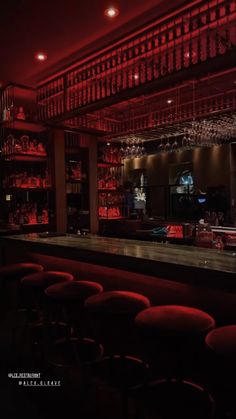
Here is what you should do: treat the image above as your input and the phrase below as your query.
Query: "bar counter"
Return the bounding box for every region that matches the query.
[1,234,236,291]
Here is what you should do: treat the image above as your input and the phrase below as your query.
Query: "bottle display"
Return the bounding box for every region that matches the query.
[1,135,53,228]
[1,85,38,123]
[98,143,125,219]
[100,145,122,164]
[64,131,90,233]
[98,166,121,190]
[0,84,54,231]
[8,203,49,226]
[2,168,51,189]
[2,134,47,156]
[66,160,82,181]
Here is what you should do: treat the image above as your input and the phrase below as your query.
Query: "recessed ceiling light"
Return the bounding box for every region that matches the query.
[133,74,139,80]
[184,51,197,59]
[167,99,173,104]
[104,7,119,18]
[35,52,48,62]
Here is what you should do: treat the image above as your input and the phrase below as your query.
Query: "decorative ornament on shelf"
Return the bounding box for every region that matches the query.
[16,106,26,120]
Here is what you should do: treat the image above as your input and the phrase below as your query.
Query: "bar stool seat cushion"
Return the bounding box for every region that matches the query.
[205,325,236,356]
[133,379,215,419]
[85,290,150,314]
[21,271,73,288]
[0,263,43,280]
[135,305,215,337]
[45,280,103,301]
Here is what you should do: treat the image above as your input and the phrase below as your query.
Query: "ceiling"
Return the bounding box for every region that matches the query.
[0,0,188,88]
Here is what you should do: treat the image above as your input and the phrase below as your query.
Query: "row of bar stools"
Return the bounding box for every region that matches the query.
[133,305,216,419]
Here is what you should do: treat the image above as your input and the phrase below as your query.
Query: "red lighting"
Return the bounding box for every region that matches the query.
[104,7,119,18]
[167,99,173,104]
[184,51,197,59]
[133,74,139,80]
[35,52,48,62]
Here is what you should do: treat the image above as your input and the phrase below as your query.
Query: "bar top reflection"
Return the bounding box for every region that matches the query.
[2,234,236,275]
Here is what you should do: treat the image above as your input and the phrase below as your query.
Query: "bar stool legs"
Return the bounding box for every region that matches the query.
[134,305,216,419]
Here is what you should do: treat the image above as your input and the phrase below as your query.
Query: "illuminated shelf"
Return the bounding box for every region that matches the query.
[0,119,46,133]
[98,188,118,192]
[4,187,52,192]
[99,217,127,220]
[66,180,83,184]
[2,153,47,162]
[97,162,123,168]
[7,223,50,228]
[99,217,127,221]
[23,223,50,226]
[99,204,124,207]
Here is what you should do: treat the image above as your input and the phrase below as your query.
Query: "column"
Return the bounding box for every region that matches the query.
[88,135,99,233]
[52,128,67,233]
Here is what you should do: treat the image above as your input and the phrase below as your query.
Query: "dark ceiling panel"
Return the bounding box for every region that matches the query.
[0,0,187,87]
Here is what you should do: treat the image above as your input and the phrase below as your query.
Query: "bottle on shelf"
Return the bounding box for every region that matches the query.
[8,202,49,226]
[2,134,47,156]
[2,106,11,121]
[2,167,51,189]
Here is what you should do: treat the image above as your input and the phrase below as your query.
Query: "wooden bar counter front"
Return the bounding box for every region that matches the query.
[1,234,236,325]
[1,233,236,287]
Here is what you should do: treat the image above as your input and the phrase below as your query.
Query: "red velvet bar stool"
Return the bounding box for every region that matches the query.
[43,280,104,405]
[21,271,74,313]
[84,291,151,393]
[134,305,216,419]
[0,263,44,360]
[205,325,236,418]
[45,280,103,333]
[44,280,104,367]
[0,262,44,313]
[135,305,215,377]
[21,271,73,353]
[205,325,236,368]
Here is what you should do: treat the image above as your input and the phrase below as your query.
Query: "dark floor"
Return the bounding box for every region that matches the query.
[1,303,236,419]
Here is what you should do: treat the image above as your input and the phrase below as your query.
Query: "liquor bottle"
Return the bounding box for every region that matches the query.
[9,102,14,120]
[214,236,224,250]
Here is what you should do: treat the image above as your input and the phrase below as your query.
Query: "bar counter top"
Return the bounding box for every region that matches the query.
[1,234,236,291]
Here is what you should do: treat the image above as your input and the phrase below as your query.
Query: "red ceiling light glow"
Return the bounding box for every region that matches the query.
[35,52,48,62]
[167,99,173,104]
[104,7,119,18]
[184,51,197,59]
